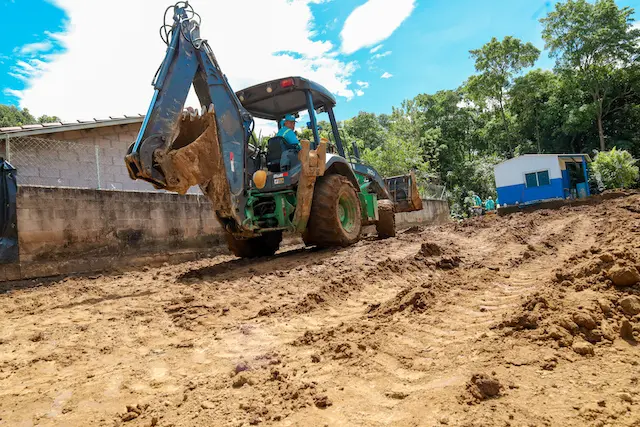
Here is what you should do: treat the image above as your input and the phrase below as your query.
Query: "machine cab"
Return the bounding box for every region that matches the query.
[236,77,347,174]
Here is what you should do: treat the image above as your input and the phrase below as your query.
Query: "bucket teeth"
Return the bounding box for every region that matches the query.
[208,103,215,114]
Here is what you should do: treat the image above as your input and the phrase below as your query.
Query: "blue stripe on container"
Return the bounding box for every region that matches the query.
[496,178,564,206]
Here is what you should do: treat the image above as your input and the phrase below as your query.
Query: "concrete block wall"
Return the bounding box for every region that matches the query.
[0,186,223,281]
[395,199,450,228]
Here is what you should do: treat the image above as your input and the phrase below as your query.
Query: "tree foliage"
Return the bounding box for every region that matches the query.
[0,105,60,127]
[591,147,639,189]
[541,0,640,150]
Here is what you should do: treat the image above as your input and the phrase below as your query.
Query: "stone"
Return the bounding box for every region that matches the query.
[609,266,640,287]
[620,319,635,341]
[572,339,594,356]
[618,393,633,403]
[573,312,598,330]
[201,401,215,410]
[548,325,574,347]
[619,295,640,316]
[597,299,613,316]
[600,320,616,342]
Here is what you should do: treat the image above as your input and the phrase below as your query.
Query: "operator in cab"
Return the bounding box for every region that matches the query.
[277,114,300,148]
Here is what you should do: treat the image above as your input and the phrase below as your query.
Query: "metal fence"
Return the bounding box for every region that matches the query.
[6,135,103,189]
[414,173,447,200]
[3,135,201,193]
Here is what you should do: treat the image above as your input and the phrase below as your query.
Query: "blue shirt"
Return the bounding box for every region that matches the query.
[276,127,300,147]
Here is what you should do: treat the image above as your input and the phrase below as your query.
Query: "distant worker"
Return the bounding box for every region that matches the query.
[276,114,300,148]
[468,192,483,217]
[484,196,496,211]
[472,193,482,207]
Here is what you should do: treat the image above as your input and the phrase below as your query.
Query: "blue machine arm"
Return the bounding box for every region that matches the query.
[125,3,253,200]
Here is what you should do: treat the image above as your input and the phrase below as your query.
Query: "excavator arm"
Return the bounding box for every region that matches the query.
[125,2,252,227]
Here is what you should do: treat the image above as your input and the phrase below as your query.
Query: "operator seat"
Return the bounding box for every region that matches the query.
[266,136,299,172]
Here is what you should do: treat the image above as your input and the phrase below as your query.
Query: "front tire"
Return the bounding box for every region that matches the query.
[225,231,282,258]
[303,174,362,248]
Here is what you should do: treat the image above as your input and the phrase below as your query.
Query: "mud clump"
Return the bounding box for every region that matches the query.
[609,265,640,287]
[313,394,333,408]
[370,287,434,316]
[464,373,502,403]
[619,319,635,341]
[618,295,640,316]
[572,339,595,356]
[419,242,442,257]
[120,404,148,422]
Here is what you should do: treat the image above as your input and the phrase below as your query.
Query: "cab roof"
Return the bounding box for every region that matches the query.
[235,76,337,121]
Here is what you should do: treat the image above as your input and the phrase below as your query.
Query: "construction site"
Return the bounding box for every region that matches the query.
[0,190,637,426]
[1,1,640,426]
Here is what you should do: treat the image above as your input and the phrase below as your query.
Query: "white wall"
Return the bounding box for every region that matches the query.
[494,155,562,188]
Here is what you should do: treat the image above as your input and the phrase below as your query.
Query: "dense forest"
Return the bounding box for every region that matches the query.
[2,0,638,216]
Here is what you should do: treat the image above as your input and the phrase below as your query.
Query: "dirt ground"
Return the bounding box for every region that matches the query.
[1,194,639,427]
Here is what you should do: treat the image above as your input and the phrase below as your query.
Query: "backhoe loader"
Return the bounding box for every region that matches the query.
[125,2,422,258]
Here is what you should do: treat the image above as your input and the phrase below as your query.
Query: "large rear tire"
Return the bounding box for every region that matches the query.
[303,174,362,248]
[225,231,282,258]
[376,199,396,239]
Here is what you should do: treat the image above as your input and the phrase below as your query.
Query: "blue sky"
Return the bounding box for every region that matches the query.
[1,0,639,126]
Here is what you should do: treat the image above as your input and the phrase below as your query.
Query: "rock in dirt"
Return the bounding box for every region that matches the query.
[235,361,251,374]
[572,339,594,356]
[597,298,612,316]
[618,295,640,316]
[465,373,502,402]
[385,391,409,400]
[313,394,332,408]
[618,393,634,404]
[548,325,574,347]
[572,312,598,330]
[620,319,635,341]
[232,373,254,388]
[201,401,216,409]
[419,242,442,257]
[609,266,640,287]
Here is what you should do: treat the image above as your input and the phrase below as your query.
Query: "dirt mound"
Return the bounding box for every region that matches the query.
[499,200,640,352]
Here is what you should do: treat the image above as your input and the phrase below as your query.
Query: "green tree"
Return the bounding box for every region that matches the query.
[0,105,60,127]
[37,114,61,124]
[467,36,541,155]
[342,112,387,150]
[361,135,428,178]
[0,105,36,127]
[541,0,640,151]
[511,70,560,153]
[591,147,639,189]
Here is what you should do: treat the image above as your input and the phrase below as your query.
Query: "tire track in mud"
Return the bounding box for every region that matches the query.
[280,213,599,426]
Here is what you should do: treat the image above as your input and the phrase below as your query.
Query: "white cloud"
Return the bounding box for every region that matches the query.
[370,44,383,53]
[3,88,22,98]
[355,89,365,96]
[381,72,393,79]
[340,0,416,54]
[371,50,392,60]
[11,0,359,120]
[356,81,369,88]
[19,41,54,55]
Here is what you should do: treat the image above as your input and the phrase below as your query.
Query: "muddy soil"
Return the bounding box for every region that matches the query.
[1,194,639,427]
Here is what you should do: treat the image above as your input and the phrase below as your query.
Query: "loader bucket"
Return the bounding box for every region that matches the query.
[384,171,423,213]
